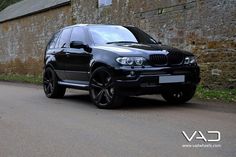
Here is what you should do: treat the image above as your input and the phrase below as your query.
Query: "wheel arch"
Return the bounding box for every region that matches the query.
[44,63,55,70]
[90,62,114,73]
[43,63,61,80]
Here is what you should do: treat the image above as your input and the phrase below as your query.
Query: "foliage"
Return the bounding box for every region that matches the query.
[196,85,236,103]
[0,74,42,85]
[0,0,22,12]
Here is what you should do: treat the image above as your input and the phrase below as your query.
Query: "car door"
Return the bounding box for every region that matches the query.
[53,28,72,80]
[65,26,92,83]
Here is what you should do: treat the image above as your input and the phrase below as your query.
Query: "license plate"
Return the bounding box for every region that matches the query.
[159,75,185,84]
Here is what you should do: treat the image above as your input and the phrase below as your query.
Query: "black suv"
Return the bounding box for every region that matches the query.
[43,24,200,109]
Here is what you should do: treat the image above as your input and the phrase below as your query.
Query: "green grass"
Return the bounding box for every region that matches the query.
[0,74,235,103]
[196,85,236,103]
[0,74,42,85]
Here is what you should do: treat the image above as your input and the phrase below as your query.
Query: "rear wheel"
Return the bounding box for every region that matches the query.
[43,67,66,98]
[89,67,124,109]
[161,85,196,104]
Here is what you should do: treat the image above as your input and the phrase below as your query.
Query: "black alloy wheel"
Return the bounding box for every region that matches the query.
[43,67,66,98]
[89,67,123,109]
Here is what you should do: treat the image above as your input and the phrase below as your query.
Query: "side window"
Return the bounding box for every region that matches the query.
[70,27,86,44]
[48,31,60,49]
[57,28,72,48]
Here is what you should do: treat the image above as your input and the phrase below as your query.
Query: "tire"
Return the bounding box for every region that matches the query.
[43,67,66,98]
[161,85,196,104]
[89,67,124,109]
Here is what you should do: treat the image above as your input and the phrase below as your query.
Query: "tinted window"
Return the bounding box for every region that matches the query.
[48,31,60,49]
[70,27,87,44]
[89,26,137,45]
[126,27,157,44]
[88,25,157,45]
[57,28,72,48]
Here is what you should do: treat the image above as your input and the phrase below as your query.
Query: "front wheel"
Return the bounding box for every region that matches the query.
[161,85,196,104]
[89,67,124,109]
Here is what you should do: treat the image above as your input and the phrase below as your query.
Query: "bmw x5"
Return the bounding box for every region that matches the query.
[43,24,200,109]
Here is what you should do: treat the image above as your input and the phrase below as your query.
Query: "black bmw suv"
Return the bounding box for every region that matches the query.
[43,24,200,109]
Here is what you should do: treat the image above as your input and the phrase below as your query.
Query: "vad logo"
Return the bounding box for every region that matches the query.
[182,131,221,142]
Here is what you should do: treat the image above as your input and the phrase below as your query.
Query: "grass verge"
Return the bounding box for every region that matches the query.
[196,85,236,103]
[0,74,235,103]
[0,74,42,85]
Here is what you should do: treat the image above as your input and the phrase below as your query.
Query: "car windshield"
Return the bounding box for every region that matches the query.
[88,25,157,45]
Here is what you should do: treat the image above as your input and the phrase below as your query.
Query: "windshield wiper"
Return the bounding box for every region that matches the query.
[106,41,138,44]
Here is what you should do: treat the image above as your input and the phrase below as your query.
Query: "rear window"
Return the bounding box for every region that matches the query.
[57,28,72,48]
[48,31,60,49]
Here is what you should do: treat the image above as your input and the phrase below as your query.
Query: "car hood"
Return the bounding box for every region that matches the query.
[93,44,192,56]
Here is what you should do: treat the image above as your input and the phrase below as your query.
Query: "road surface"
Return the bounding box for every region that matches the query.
[0,82,235,157]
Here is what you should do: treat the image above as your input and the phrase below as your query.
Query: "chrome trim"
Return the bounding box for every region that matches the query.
[55,70,88,73]
[58,81,88,88]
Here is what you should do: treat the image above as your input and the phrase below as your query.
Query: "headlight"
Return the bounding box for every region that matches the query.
[116,57,146,66]
[184,56,196,64]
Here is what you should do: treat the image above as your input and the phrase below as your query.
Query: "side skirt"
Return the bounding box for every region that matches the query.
[58,81,89,90]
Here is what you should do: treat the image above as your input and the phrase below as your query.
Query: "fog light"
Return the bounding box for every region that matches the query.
[130,71,135,76]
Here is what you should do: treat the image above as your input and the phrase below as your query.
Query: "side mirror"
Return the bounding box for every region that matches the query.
[70,41,92,53]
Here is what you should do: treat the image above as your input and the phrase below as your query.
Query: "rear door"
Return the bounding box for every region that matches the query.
[53,28,72,80]
[45,31,61,65]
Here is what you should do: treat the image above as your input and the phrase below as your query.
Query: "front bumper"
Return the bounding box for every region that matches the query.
[113,65,200,95]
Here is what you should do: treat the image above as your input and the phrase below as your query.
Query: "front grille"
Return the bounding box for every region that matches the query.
[149,53,184,66]
[149,54,167,66]
[168,52,184,65]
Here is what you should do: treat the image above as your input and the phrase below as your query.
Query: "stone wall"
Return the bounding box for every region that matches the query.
[0,5,72,75]
[0,0,235,88]
[71,0,236,88]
